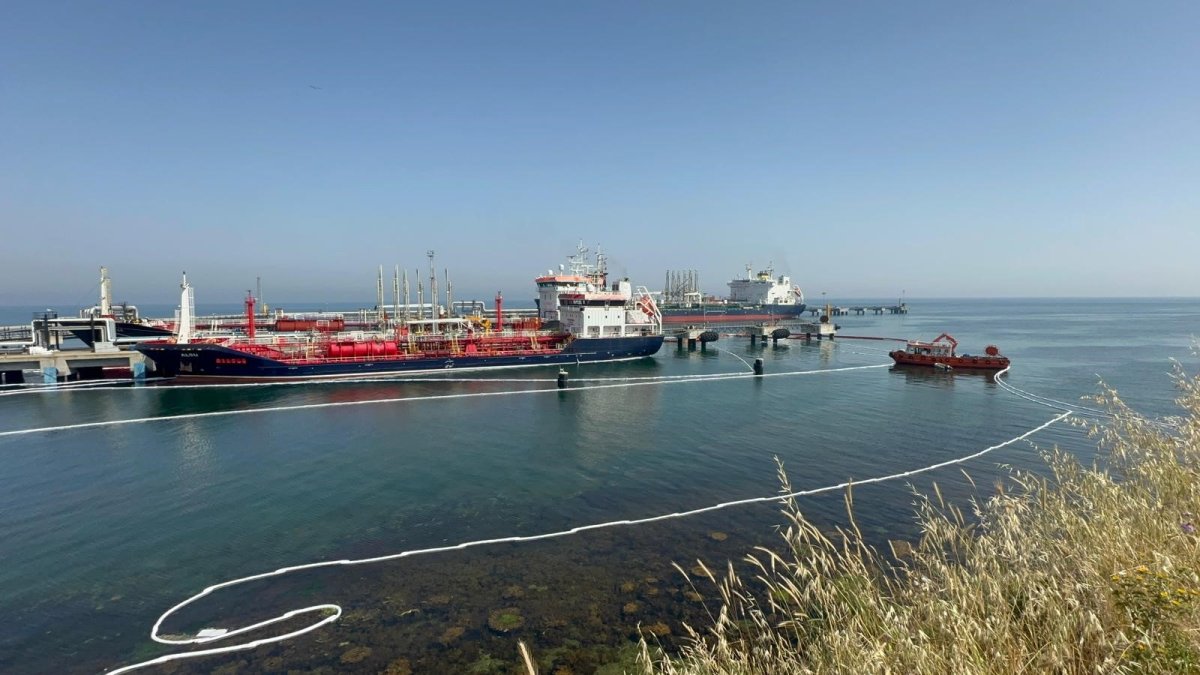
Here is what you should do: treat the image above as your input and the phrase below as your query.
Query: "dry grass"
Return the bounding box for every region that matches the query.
[641,366,1200,674]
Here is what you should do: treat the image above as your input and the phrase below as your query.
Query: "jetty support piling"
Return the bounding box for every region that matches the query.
[672,327,712,351]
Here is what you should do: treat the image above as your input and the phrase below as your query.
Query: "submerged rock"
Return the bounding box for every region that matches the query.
[339,645,372,664]
[889,539,914,558]
[487,607,525,633]
[384,657,413,675]
[467,652,511,674]
[643,621,671,637]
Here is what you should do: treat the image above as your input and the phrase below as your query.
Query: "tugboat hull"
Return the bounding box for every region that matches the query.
[888,351,1010,371]
[889,333,1009,371]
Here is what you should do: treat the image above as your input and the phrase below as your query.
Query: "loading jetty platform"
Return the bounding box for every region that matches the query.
[809,302,908,317]
[670,319,837,350]
[0,315,147,384]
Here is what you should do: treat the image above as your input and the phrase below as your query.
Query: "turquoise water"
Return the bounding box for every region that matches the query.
[1,298,1197,673]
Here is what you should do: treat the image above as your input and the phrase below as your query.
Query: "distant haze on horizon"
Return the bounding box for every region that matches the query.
[2,1,1198,306]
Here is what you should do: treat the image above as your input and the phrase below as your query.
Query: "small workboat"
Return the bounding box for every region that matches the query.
[889,333,1009,370]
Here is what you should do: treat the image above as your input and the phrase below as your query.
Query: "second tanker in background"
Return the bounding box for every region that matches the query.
[657,265,805,326]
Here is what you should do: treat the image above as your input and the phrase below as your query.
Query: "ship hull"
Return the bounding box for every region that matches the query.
[658,304,806,325]
[69,322,175,346]
[136,336,664,380]
[889,351,1009,371]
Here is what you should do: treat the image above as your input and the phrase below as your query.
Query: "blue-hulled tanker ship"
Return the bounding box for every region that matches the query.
[137,267,663,381]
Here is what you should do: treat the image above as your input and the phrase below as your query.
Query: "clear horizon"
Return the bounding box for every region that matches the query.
[3,1,1198,303]
[3,296,1199,319]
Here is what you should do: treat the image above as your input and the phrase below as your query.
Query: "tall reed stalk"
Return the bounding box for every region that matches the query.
[642,366,1200,673]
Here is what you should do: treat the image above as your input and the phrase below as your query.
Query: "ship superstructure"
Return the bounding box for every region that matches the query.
[727,264,804,307]
[656,263,806,326]
[535,243,609,327]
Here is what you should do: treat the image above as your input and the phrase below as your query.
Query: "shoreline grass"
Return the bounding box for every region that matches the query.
[641,366,1200,673]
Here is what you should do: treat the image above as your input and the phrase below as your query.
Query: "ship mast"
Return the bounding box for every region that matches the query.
[427,250,437,319]
[376,265,386,328]
[417,274,424,321]
[403,268,410,322]
[393,265,400,327]
[595,246,607,288]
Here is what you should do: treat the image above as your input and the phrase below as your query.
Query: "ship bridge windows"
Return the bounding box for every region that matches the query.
[560,298,620,308]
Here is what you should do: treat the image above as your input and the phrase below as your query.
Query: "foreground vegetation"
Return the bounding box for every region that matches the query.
[640,367,1200,674]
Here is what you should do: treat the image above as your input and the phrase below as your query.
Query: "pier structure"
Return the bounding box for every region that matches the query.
[670,318,837,350]
[809,303,907,317]
[671,326,720,351]
[0,315,147,384]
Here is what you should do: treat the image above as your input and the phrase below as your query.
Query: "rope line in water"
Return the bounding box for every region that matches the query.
[2,375,560,394]
[996,376,1179,430]
[10,358,1061,672]
[0,378,171,397]
[993,376,1109,417]
[830,335,909,342]
[104,400,1069,674]
[0,364,888,439]
[0,365,774,394]
[713,346,755,371]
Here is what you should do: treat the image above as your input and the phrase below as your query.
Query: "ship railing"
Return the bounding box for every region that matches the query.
[214,324,561,351]
[281,344,567,365]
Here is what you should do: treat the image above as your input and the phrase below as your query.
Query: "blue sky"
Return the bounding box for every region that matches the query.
[2,1,1197,306]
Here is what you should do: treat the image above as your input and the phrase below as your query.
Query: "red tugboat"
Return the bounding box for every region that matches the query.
[889,333,1009,371]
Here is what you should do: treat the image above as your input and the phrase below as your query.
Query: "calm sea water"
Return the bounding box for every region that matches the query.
[1,298,1197,674]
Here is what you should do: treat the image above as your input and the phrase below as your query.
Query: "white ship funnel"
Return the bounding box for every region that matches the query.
[99,266,113,316]
[176,272,195,344]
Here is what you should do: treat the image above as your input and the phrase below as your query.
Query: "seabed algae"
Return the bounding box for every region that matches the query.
[486,607,525,633]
